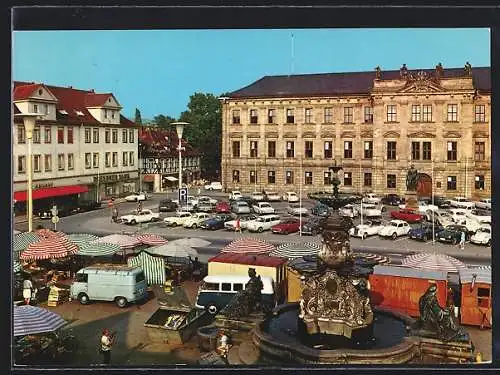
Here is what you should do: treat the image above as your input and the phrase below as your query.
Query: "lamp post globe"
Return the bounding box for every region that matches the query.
[171,122,190,191]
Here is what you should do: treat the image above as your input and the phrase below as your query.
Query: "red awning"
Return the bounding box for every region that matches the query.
[14,185,89,202]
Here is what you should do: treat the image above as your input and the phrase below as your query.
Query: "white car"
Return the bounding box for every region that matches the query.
[124,192,149,202]
[466,209,491,224]
[264,191,281,202]
[447,208,468,225]
[163,211,192,227]
[362,193,381,204]
[119,209,160,225]
[349,220,385,239]
[183,212,211,229]
[378,220,411,240]
[252,202,275,215]
[428,210,455,227]
[339,204,359,218]
[246,214,282,233]
[287,203,308,216]
[224,214,257,231]
[398,201,438,216]
[450,197,475,209]
[204,181,223,191]
[229,191,243,200]
[197,196,218,205]
[282,191,299,203]
[360,204,383,218]
[231,201,251,214]
[475,198,491,210]
[250,191,265,201]
[470,225,491,246]
[172,195,196,206]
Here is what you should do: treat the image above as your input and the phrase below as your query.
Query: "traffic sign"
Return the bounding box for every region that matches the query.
[178,188,188,204]
[51,215,60,224]
[51,205,58,216]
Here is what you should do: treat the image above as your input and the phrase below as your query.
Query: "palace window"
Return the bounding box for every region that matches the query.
[44,155,51,171]
[67,127,73,144]
[364,106,373,123]
[268,141,276,158]
[93,128,99,143]
[364,141,373,159]
[250,170,257,184]
[324,171,331,185]
[57,127,64,144]
[447,176,457,190]
[447,141,457,161]
[85,128,91,143]
[474,105,486,123]
[324,141,333,159]
[422,105,433,122]
[44,127,51,143]
[286,109,295,124]
[17,125,25,144]
[33,127,41,144]
[386,105,397,122]
[232,110,240,124]
[286,141,295,158]
[268,171,276,184]
[17,155,26,174]
[343,172,352,186]
[105,152,111,167]
[232,141,241,158]
[112,152,118,167]
[129,152,135,166]
[268,109,275,124]
[305,141,313,159]
[364,172,372,187]
[305,108,313,123]
[411,105,421,122]
[475,175,485,190]
[344,141,352,159]
[33,155,41,172]
[250,141,258,158]
[85,153,91,169]
[122,152,128,166]
[343,107,353,124]
[129,130,134,143]
[123,130,128,143]
[68,153,74,170]
[423,142,432,160]
[250,109,258,124]
[411,142,420,160]
[105,129,111,143]
[324,107,333,123]
[387,174,397,189]
[305,171,313,185]
[447,104,458,122]
[93,153,99,168]
[285,171,294,185]
[387,141,397,160]
[232,170,240,183]
[474,142,485,161]
[112,129,118,143]
[58,154,65,171]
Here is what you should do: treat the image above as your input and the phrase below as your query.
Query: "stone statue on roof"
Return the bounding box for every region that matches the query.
[400,64,408,78]
[464,62,472,76]
[374,66,381,80]
[435,63,443,78]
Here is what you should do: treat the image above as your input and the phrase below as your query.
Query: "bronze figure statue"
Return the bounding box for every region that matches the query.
[435,62,443,78]
[406,164,418,191]
[220,268,265,318]
[374,66,381,80]
[464,62,472,76]
[400,63,408,78]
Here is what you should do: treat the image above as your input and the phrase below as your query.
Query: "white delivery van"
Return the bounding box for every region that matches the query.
[70,265,148,308]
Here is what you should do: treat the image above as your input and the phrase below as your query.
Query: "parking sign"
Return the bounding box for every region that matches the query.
[179,188,188,204]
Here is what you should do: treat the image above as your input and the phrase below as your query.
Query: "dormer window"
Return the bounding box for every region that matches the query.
[59,109,68,115]
[111,111,115,119]
[75,110,84,116]
[38,89,43,95]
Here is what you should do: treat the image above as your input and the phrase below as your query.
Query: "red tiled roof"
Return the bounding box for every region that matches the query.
[229,66,491,99]
[139,127,201,157]
[208,252,287,267]
[13,81,135,127]
[84,93,116,107]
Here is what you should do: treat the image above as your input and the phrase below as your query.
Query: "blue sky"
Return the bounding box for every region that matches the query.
[13,28,490,120]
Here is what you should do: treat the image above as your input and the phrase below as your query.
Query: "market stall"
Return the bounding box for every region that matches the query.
[127,250,166,286]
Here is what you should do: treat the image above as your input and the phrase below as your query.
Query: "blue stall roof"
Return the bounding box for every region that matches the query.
[372,265,448,281]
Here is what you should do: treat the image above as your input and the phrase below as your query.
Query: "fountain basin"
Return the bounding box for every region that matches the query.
[253,303,420,364]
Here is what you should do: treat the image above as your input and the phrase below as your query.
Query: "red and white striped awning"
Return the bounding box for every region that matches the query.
[93,234,142,250]
[35,228,66,240]
[221,237,276,255]
[135,234,168,246]
[401,252,466,273]
[20,237,79,260]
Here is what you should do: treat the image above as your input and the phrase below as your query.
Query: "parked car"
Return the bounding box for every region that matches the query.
[378,220,411,240]
[301,216,327,236]
[224,214,257,231]
[252,202,275,215]
[464,217,487,234]
[158,199,177,212]
[200,213,234,230]
[436,224,471,245]
[349,220,385,239]
[399,201,438,216]
[432,196,452,209]
[360,203,384,218]
[183,212,212,229]
[246,214,282,233]
[119,209,160,225]
[250,191,265,201]
[466,209,491,224]
[362,193,381,204]
[163,211,193,227]
[177,202,196,213]
[271,218,302,235]
[475,198,491,210]
[197,196,218,206]
[282,191,300,203]
[38,204,76,219]
[287,203,308,216]
[470,225,491,246]
[238,196,258,207]
[427,210,455,227]
[77,200,103,212]
[447,208,468,225]
[339,204,359,218]
[229,191,243,201]
[215,201,231,213]
[380,194,403,206]
[264,191,281,202]
[124,192,149,202]
[408,223,444,242]
[196,202,216,213]
[450,197,475,209]
[172,195,197,206]
[311,203,331,217]
[204,181,223,191]
[231,201,251,214]
[390,208,425,223]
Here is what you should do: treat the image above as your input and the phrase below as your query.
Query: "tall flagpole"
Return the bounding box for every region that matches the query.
[432,159,435,245]
[360,139,364,229]
[299,154,302,237]
[464,157,468,198]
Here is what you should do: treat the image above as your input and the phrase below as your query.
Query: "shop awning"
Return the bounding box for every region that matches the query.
[14,185,89,202]
[165,176,178,182]
[143,174,155,182]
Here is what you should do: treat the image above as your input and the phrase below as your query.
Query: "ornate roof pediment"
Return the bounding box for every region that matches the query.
[383,131,400,138]
[265,132,279,138]
[398,71,445,93]
[341,131,355,138]
[408,131,436,138]
[360,131,373,138]
[473,131,489,138]
[229,132,243,138]
[302,131,316,138]
[443,131,462,138]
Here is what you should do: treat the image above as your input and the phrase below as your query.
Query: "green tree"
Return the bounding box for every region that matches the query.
[134,108,143,126]
[152,114,177,129]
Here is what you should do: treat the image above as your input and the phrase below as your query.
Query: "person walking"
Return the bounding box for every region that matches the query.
[459,230,466,250]
[23,276,34,305]
[100,328,115,365]
[137,201,142,214]
[111,206,118,223]
[235,218,241,233]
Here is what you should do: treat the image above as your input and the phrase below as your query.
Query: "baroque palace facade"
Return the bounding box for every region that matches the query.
[221,63,491,199]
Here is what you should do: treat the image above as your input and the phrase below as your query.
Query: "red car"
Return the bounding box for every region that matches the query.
[215,201,231,213]
[271,218,302,235]
[390,208,424,223]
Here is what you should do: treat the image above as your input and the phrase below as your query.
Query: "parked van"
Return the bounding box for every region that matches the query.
[70,265,148,308]
[195,275,275,315]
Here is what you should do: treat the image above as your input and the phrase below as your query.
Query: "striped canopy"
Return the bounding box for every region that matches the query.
[77,242,121,257]
[66,233,100,247]
[20,237,79,261]
[147,242,198,258]
[35,228,66,240]
[13,261,21,273]
[128,251,165,285]
[221,237,276,255]
[353,252,391,265]
[13,232,41,257]
[135,234,168,246]
[93,234,142,250]
[270,242,321,259]
[170,238,211,248]
[401,252,466,273]
[468,265,491,271]
[13,305,67,337]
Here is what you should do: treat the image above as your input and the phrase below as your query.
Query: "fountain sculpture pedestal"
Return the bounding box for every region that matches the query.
[405,191,418,210]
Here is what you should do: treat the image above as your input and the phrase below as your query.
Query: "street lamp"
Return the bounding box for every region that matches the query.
[15,113,39,232]
[218,97,229,192]
[171,122,189,191]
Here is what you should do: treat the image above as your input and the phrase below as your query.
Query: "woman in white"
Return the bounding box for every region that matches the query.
[23,277,33,305]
